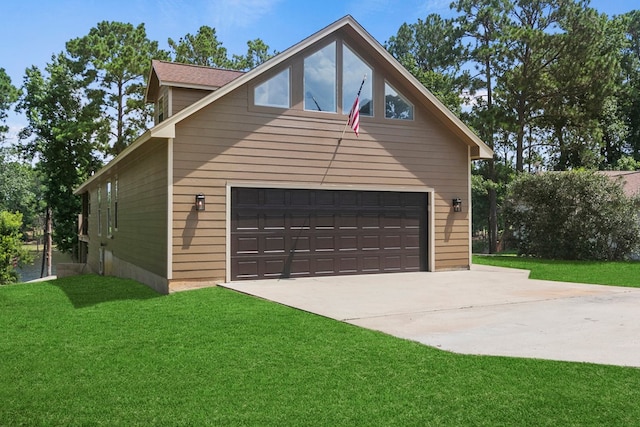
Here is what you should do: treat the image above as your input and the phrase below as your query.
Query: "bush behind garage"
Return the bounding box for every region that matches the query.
[504,170,640,260]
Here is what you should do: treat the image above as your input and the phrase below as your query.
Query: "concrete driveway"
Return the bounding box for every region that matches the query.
[221,265,640,368]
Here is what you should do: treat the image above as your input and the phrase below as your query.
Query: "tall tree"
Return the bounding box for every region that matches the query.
[386,14,468,113]
[453,0,513,253]
[620,10,640,159]
[0,68,19,141]
[169,26,275,71]
[66,22,169,156]
[168,25,232,68]
[17,54,105,254]
[537,3,626,170]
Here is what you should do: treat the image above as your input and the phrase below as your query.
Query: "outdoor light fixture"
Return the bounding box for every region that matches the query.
[195,193,206,211]
[452,197,462,212]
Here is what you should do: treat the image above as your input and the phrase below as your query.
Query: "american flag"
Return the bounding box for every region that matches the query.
[348,95,360,136]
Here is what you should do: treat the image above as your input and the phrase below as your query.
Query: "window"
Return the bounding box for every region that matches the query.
[385,82,414,120]
[254,68,290,108]
[114,178,118,231]
[342,44,373,116]
[157,96,165,122]
[106,181,112,236]
[97,187,102,236]
[304,41,336,112]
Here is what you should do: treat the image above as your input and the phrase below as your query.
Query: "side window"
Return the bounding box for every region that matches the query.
[385,82,414,120]
[254,68,290,108]
[304,41,336,112]
[157,96,165,123]
[106,181,112,236]
[114,178,118,231]
[97,187,102,236]
[342,44,373,116]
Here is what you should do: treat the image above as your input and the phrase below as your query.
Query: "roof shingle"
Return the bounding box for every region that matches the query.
[152,59,245,89]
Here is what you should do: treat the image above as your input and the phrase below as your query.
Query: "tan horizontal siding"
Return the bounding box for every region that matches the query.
[172,88,211,115]
[171,68,471,280]
[111,140,168,277]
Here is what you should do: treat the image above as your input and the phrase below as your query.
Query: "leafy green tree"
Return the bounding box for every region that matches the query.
[66,21,169,155]
[504,170,640,260]
[231,38,276,71]
[619,10,640,160]
[612,155,640,170]
[169,26,275,71]
[168,25,231,68]
[0,152,44,236]
[17,54,105,255]
[539,4,627,170]
[386,14,468,113]
[0,211,32,284]
[0,68,19,141]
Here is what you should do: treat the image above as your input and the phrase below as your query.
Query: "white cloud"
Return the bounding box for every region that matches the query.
[207,0,283,31]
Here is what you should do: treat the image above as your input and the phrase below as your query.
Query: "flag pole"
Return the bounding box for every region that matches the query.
[322,74,367,185]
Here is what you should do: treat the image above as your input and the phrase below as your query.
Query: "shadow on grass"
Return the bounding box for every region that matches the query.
[51,274,162,308]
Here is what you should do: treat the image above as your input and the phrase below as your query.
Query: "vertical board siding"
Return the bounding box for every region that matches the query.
[171,83,470,281]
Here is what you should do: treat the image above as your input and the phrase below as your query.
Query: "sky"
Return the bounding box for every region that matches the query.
[1,0,638,143]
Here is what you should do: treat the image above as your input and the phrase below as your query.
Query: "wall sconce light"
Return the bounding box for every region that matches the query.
[452,197,462,212]
[195,193,206,211]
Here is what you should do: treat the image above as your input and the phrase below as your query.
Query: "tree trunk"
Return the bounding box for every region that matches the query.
[40,207,52,278]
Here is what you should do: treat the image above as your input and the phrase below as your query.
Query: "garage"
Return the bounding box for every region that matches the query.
[230,187,428,280]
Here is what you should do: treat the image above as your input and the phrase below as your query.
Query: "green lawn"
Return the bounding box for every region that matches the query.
[2,275,640,425]
[473,255,640,288]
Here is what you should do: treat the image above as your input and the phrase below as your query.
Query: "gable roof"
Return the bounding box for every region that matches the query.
[76,15,493,195]
[149,15,492,158]
[145,60,245,102]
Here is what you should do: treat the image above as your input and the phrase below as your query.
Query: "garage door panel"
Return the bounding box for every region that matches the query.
[315,235,335,251]
[264,236,285,253]
[316,214,337,229]
[234,259,258,279]
[231,188,427,280]
[236,237,259,254]
[316,258,336,274]
[362,235,380,251]
[383,235,402,249]
[234,214,259,231]
[383,255,402,271]
[264,213,286,229]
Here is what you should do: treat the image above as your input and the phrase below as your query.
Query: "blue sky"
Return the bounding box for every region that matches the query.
[2,0,637,141]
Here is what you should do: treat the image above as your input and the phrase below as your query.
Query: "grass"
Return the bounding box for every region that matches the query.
[2,275,640,426]
[473,255,640,288]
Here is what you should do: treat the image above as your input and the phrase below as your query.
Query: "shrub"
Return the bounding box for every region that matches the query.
[504,170,640,260]
[0,211,33,284]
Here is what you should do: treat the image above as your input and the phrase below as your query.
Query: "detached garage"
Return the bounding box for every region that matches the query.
[74,16,492,293]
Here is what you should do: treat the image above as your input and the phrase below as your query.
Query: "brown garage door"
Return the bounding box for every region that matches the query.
[231,187,427,280]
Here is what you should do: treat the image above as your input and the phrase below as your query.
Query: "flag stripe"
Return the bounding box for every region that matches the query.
[348,96,360,136]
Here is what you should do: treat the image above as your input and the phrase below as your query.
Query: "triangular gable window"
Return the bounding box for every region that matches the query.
[385,82,414,120]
